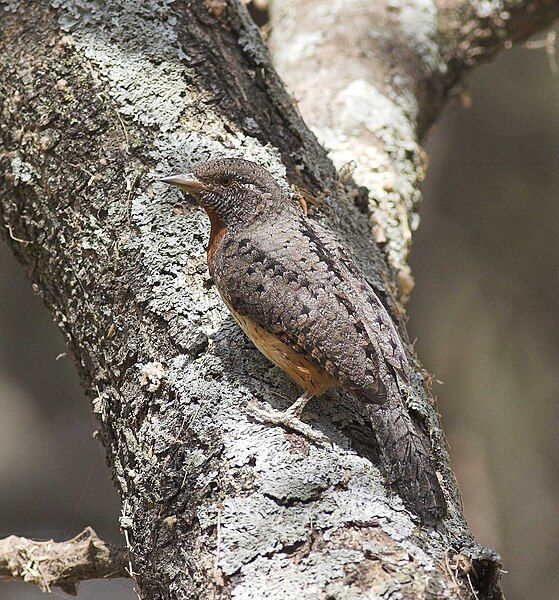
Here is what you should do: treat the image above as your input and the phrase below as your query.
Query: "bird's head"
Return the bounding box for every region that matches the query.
[161,158,288,227]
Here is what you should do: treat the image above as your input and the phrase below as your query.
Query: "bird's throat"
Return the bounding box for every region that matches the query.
[205,208,227,276]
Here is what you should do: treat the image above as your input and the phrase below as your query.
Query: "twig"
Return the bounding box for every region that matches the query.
[0,527,128,596]
[95,92,130,148]
[213,503,225,589]
[214,504,223,575]
[467,572,480,600]
[5,223,31,245]
[525,30,558,75]
[120,500,136,580]
[115,109,131,147]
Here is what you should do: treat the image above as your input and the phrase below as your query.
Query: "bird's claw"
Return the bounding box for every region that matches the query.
[247,399,331,445]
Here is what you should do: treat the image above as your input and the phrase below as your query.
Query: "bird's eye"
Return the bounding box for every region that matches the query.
[220,175,233,186]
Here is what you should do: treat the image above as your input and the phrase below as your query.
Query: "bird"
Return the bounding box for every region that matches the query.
[162,158,447,524]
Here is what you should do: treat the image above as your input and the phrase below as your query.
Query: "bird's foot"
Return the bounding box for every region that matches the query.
[247,393,330,445]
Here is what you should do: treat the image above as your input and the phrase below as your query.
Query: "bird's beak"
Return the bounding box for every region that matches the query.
[160,173,209,195]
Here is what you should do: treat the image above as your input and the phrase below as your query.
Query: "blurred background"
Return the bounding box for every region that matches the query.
[1,29,558,600]
[410,34,559,599]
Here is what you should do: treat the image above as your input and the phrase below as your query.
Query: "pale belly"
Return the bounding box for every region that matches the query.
[221,296,338,397]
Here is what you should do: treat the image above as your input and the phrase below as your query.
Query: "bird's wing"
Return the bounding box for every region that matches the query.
[213,215,447,523]
[296,218,411,385]
[212,215,410,401]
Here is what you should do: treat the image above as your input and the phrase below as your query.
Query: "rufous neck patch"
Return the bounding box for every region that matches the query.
[205,208,227,275]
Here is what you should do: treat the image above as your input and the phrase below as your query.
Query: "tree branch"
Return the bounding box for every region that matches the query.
[0,528,127,595]
[269,0,559,297]
[440,0,559,75]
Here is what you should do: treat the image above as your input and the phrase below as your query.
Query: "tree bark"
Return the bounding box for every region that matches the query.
[269,0,559,298]
[0,1,556,598]
[0,528,127,595]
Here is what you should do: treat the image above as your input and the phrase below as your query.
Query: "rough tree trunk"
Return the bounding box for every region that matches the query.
[0,1,556,598]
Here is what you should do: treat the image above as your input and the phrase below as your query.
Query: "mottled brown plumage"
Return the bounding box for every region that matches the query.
[162,158,446,524]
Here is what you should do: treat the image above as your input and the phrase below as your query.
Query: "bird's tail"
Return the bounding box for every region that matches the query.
[365,398,447,524]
